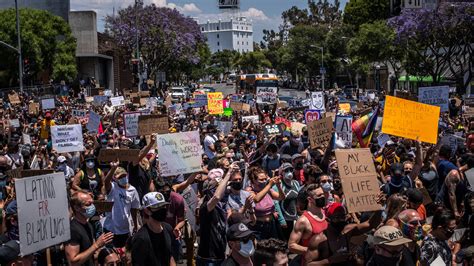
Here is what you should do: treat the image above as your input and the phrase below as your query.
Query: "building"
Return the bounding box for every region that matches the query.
[397,0,469,10]
[0,0,70,22]
[199,17,253,54]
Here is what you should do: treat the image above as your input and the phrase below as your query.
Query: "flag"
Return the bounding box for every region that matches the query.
[352,108,379,148]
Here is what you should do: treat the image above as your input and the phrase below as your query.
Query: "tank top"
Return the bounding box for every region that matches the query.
[300,211,328,247]
[254,193,275,217]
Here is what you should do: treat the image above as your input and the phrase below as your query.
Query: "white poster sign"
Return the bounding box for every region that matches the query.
[104,90,113,96]
[216,121,233,135]
[41,98,55,110]
[310,91,325,110]
[181,186,198,231]
[15,173,71,255]
[123,112,141,137]
[418,86,449,112]
[51,124,84,153]
[9,119,20,128]
[377,133,391,148]
[335,116,352,148]
[242,115,260,124]
[256,87,278,104]
[87,111,101,133]
[110,96,125,107]
[22,133,31,145]
[157,131,203,176]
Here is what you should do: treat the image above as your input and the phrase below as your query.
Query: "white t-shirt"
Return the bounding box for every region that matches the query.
[103,182,140,234]
[203,134,217,159]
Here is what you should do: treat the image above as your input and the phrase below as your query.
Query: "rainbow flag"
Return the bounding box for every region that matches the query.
[352,108,379,148]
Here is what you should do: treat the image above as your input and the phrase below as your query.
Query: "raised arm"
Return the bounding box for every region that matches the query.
[135,135,156,166]
[207,163,238,212]
[104,161,119,194]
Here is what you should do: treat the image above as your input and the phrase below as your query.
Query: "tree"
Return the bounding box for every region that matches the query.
[210,50,240,73]
[0,8,76,86]
[236,51,272,73]
[105,3,206,82]
[343,0,391,31]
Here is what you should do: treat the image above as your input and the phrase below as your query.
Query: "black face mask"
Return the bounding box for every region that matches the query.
[331,221,348,232]
[295,162,303,170]
[314,197,326,208]
[230,181,243,190]
[161,191,171,202]
[150,208,168,222]
[373,254,401,266]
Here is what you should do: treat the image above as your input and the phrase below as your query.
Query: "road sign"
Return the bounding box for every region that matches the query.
[320,67,326,74]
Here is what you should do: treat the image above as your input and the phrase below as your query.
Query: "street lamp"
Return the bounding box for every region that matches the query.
[310,45,324,91]
[135,0,142,92]
[375,65,381,92]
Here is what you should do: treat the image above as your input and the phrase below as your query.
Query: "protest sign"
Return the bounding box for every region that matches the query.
[138,115,169,135]
[93,95,108,105]
[194,94,208,108]
[41,98,55,110]
[291,122,306,135]
[230,102,250,112]
[305,109,323,123]
[242,115,260,124]
[6,167,23,179]
[216,121,233,135]
[123,112,141,137]
[8,92,20,104]
[181,186,198,231]
[86,111,101,133]
[22,133,31,145]
[375,117,383,131]
[441,134,461,157]
[29,102,40,115]
[275,117,291,130]
[256,87,278,104]
[339,103,351,114]
[223,108,233,117]
[263,124,284,136]
[21,169,54,178]
[382,96,440,144]
[335,116,352,149]
[157,131,203,176]
[110,96,125,107]
[9,119,20,128]
[104,90,113,97]
[307,117,333,148]
[377,133,391,148]
[418,86,449,112]
[208,92,224,115]
[335,149,382,213]
[15,173,70,255]
[310,91,325,110]
[72,109,87,118]
[301,99,311,107]
[325,112,336,122]
[98,149,140,163]
[51,124,84,153]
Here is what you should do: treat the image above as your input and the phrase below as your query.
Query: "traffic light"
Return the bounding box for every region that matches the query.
[23,59,30,76]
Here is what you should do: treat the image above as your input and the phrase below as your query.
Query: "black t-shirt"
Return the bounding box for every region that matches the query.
[68,219,95,266]
[128,163,151,201]
[131,223,174,266]
[197,199,227,260]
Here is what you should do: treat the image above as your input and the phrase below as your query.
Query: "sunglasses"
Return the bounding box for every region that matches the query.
[284,168,294,173]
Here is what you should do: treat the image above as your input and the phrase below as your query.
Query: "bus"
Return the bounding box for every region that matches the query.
[236,73,279,95]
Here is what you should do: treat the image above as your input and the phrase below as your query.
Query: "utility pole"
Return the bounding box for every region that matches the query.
[15,0,23,93]
[135,0,142,92]
[321,46,324,92]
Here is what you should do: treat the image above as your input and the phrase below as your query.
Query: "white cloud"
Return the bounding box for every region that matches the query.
[166,2,201,14]
[241,8,269,21]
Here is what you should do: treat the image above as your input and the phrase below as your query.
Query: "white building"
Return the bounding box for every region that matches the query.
[199,17,253,54]
[399,0,443,9]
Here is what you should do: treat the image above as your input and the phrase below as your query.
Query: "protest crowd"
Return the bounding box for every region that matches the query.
[0,84,472,266]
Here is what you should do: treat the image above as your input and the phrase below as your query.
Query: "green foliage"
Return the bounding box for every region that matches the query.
[0,8,77,86]
[236,51,272,73]
[343,0,390,30]
[210,50,240,72]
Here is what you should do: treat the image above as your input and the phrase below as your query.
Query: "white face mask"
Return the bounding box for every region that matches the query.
[238,240,255,258]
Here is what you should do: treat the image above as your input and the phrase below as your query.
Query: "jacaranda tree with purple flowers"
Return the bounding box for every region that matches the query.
[389,3,474,91]
[105,3,206,82]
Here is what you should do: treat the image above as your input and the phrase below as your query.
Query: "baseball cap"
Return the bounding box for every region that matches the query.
[0,239,20,263]
[292,153,303,161]
[373,226,412,246]
[57,156,67,163]
[227,223,255,241]
[281,154,292,162]
[390,163,403,176]
[45,112,52,119]
[326,202,346,218]
[208,168,224,182]
[142,192,170,210]
[280,163,293,172]
[114,167,127,178]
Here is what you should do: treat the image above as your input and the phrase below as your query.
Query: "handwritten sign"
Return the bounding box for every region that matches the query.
[216,121,233,135]
[123,112,141,137]
[230,102,251,112]
[382,96,440,144]
[335,149,382,213]
[9,119,20,128]
[157,131,203,176]
[263,124,284,136]
[193,94,208,108]
[256,87,278,104]
[307,117,333,148]
[275,117,291,130]
[242,115,260,124]
[22,133,31,145]
[51,124,84,153]
[29,102,39,114]
[138,115,169,135]
[418,86,449,112]
[86,111,101,133]
[110,96,125,107]
[98,149,140,163]
[291,122,306,136]
[339,103,351,114]
[8,92,20,104]
[93,95,108,105]
[377,133,391,147]
[15,173,70,255]
[310,91,325,110]
[41,98,55,110]
[207,92,224,115]
[305,109,323,123]
[72,109,87,118]
[181,186,198,231]
[335,116,352,149]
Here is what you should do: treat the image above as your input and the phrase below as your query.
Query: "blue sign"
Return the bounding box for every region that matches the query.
[194,94,208,108]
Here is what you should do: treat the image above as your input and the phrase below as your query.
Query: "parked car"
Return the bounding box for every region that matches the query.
[170,87,187,102]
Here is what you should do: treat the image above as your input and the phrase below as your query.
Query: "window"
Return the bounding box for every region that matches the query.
[217,26,219,30]
[246,27,248,30]
[217,34,219,38]
[201,27,204,31]
[247,41,248,45]
[217,41,220,46]
[237,41,239,45]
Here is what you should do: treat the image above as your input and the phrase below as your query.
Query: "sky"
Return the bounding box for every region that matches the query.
[71,0,348,41]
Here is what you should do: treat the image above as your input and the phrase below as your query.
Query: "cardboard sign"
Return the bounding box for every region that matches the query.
[29,102,40,114]
[230,102,250,112]
[418,86,449,112]
[51,124,84,153]
[41,98,55,110]
[335,116,352,149]
[256,87,278,104]
[382,96,440,144]
[123,112,141,137]
[138,115,169,135]
[6,167,23,179]
[325,112,336,122]
[21,169,54,178]
[305,109,323,123]
[339,103,351,114]
[72,109,87,118]
[275,117,291,130]
[216,121,233,135]
[242,115,260,124]
[208,92,224,115]
[335,149,382,213]
[8,92,20,104]
[86,111,101,133]
[157,131,203,176]
[291,122,306,136]
[98,149,140,163]
[307,117,333,148]
[110,96,125,107]
[15,173,70,255]
[263,124,284,136]
[310,91,325,110]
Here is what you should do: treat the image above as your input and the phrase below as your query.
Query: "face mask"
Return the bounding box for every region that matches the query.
[257,180,267,190]
[314,197,326,208]
[230,181,243,190]
[401,221,423,241]
[322,182,332,192]
[238,240,255,258]
[86,161,95,169]
[117,176,128,187]
[150,208,168,222]
[373,254,401,266]
[295,162,304,170]
[284,172,293,182]
[83,204,96,218]
[162,191,171,201]
[404,171,411,176]
[331,220,348,232]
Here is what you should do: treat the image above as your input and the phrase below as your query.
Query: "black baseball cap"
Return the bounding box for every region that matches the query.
[406,188,423,204]
[227,223,254,241]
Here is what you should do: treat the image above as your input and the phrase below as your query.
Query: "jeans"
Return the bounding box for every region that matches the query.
[195,256,223,266]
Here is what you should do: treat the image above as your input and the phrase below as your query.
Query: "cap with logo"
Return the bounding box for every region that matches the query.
[114,167,127,179]
[373,225,412,246]
[57,156,67,163]
[227,223,255,241]
[142,192,170,210]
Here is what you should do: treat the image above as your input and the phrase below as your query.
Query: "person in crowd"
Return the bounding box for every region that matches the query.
[127,135,156,201]
[204,124,218,160]
[382,163,413,196]
[384,193,407,225]
[131,192,176,265]
[253,238,289,266]
[279,132,304,156]
[366,225,413,266]
[97,247,122,265]
[71,154,104,198]
[278,163,301,240]
[436,169,468,220]
[39,112,55,140]
[261,143,280,176]
[395,209,423,265]
[437,145,458,191]
[222,223,256,266]
[56,155,74,182]
[405,188,427,220]
[226,169,256,224]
